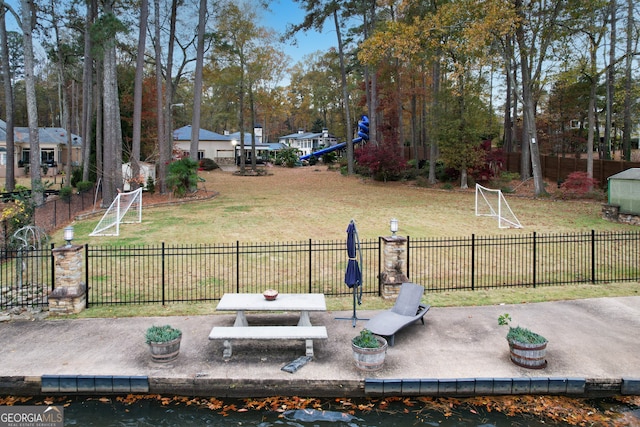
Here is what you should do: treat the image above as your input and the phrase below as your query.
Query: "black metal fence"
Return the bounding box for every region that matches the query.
[406,231,640,291]
[1,230,638,309]
[84,239,381,306]
[0,247,54,309]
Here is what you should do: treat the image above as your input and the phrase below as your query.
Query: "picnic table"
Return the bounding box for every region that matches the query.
[208,293,328,359]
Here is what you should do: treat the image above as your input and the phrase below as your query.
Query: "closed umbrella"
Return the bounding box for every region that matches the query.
[336,220,368,327]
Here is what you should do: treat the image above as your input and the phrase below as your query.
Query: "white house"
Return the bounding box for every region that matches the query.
[278,129,337,157]
[172,125,235,165]
[173,125,273,166]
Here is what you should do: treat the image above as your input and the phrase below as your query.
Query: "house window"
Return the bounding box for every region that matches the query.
[41,149,55,165]
[182,150,205,160]
[0,151,5,166]
[19,149,56,166]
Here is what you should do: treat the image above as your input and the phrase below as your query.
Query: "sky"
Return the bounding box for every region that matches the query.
[260,0,338,64]
[2,0,336,68]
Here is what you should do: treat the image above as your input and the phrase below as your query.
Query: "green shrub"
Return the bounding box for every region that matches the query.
[166,158,199,197]
[352,329,380,348]
[145,325,181,343]
[321,151,337,164]
[59,186,73,201]
[276,147,299,168]
[70,168,83,187]
[199,158,219,171]
[76,181,94,193]
[498,313,547,344]
[146,176,156,194]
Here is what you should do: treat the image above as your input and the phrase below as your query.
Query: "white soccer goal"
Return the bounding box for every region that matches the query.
[89,188,143,236]
[475,184,522,229]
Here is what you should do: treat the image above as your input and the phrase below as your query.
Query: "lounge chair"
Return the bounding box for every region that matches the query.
[365,282,430,346]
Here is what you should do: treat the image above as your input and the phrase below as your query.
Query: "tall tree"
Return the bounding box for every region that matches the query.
[190,0,207,161]
[621,0,635,161]
[97,1,124,206]
[131,0,149,188]
[161,0,178,192]
[153,0,165,192]
[20,0,44,205]
[0,1,16,191]
[287,0,356,173]
[81,0,96,183]
[512,0,565,196]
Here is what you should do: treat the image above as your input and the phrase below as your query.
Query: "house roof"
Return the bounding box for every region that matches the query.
[279,131,336,141]
[226,131,254,145]
[608,168,640,181]
[173,125,229,141]
[0,119,82,146]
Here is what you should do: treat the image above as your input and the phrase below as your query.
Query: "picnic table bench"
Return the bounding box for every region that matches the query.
[208,325,328,358]
[208,293,328,359]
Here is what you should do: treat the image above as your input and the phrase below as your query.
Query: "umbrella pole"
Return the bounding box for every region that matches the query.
[335,286,368,327]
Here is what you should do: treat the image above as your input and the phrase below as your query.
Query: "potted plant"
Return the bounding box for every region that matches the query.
[351,329,387,371]
[145,325,182,363]
[498,313,547,369]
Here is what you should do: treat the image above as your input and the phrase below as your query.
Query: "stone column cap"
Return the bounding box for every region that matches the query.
[382,235,407,243]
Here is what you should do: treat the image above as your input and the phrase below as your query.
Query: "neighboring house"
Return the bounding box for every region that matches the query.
[278,129,337,157]
[173,125,234,165]
[173,125,268,166]
[0,119,82,178]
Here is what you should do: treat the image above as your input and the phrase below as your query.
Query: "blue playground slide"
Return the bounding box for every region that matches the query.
[299,116,369,161]
[299,142,347,161]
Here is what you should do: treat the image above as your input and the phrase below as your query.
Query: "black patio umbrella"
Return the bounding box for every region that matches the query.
[336,220,368,327]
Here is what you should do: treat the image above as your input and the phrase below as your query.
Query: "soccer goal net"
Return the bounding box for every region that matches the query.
[475,184,522,229]
[89,188,143,236]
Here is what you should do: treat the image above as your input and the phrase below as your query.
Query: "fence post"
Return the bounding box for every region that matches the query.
[591,229,596,283]
[532,232,537,288]
[235,241,240,293]
[308,239,312,293]
[48,243,86,315]
[84,244,89,308]
[471,234,475,291]
[50,243,55,293]
[380,235,409,299]
[161,242,166,305]
[406,235,411,280]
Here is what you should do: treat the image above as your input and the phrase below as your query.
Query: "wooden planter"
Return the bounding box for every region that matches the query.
[148,336,182,363]
[352,336,388,371]
[508,339,547,369]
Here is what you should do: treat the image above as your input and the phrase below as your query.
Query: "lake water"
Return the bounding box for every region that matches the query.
[51,395,639,426]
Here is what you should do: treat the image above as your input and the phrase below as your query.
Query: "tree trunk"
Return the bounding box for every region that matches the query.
[131,0,149,189]
[190,0,206,162]
[162,0,178,192]
[154,0,166,192]
[101,0,123,206]
[0,5,15,191]
[21,0,43,206]
[428,59,440,184]
[622,0,633,161]
[81,0,96,183]
[604,0,615,160]
[334,9,353,175]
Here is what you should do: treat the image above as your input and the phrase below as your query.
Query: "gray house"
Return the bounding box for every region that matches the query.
[0,119,82,178]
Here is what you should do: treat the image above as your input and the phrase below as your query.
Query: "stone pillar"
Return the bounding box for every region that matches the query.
[48,245,86,315]
[380,236,409,300]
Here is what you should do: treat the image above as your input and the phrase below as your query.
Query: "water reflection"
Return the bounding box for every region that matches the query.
[50,395,638,427]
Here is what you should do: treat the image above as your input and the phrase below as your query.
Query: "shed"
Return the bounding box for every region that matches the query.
[607,168,640,215]
[122,162,156,191]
